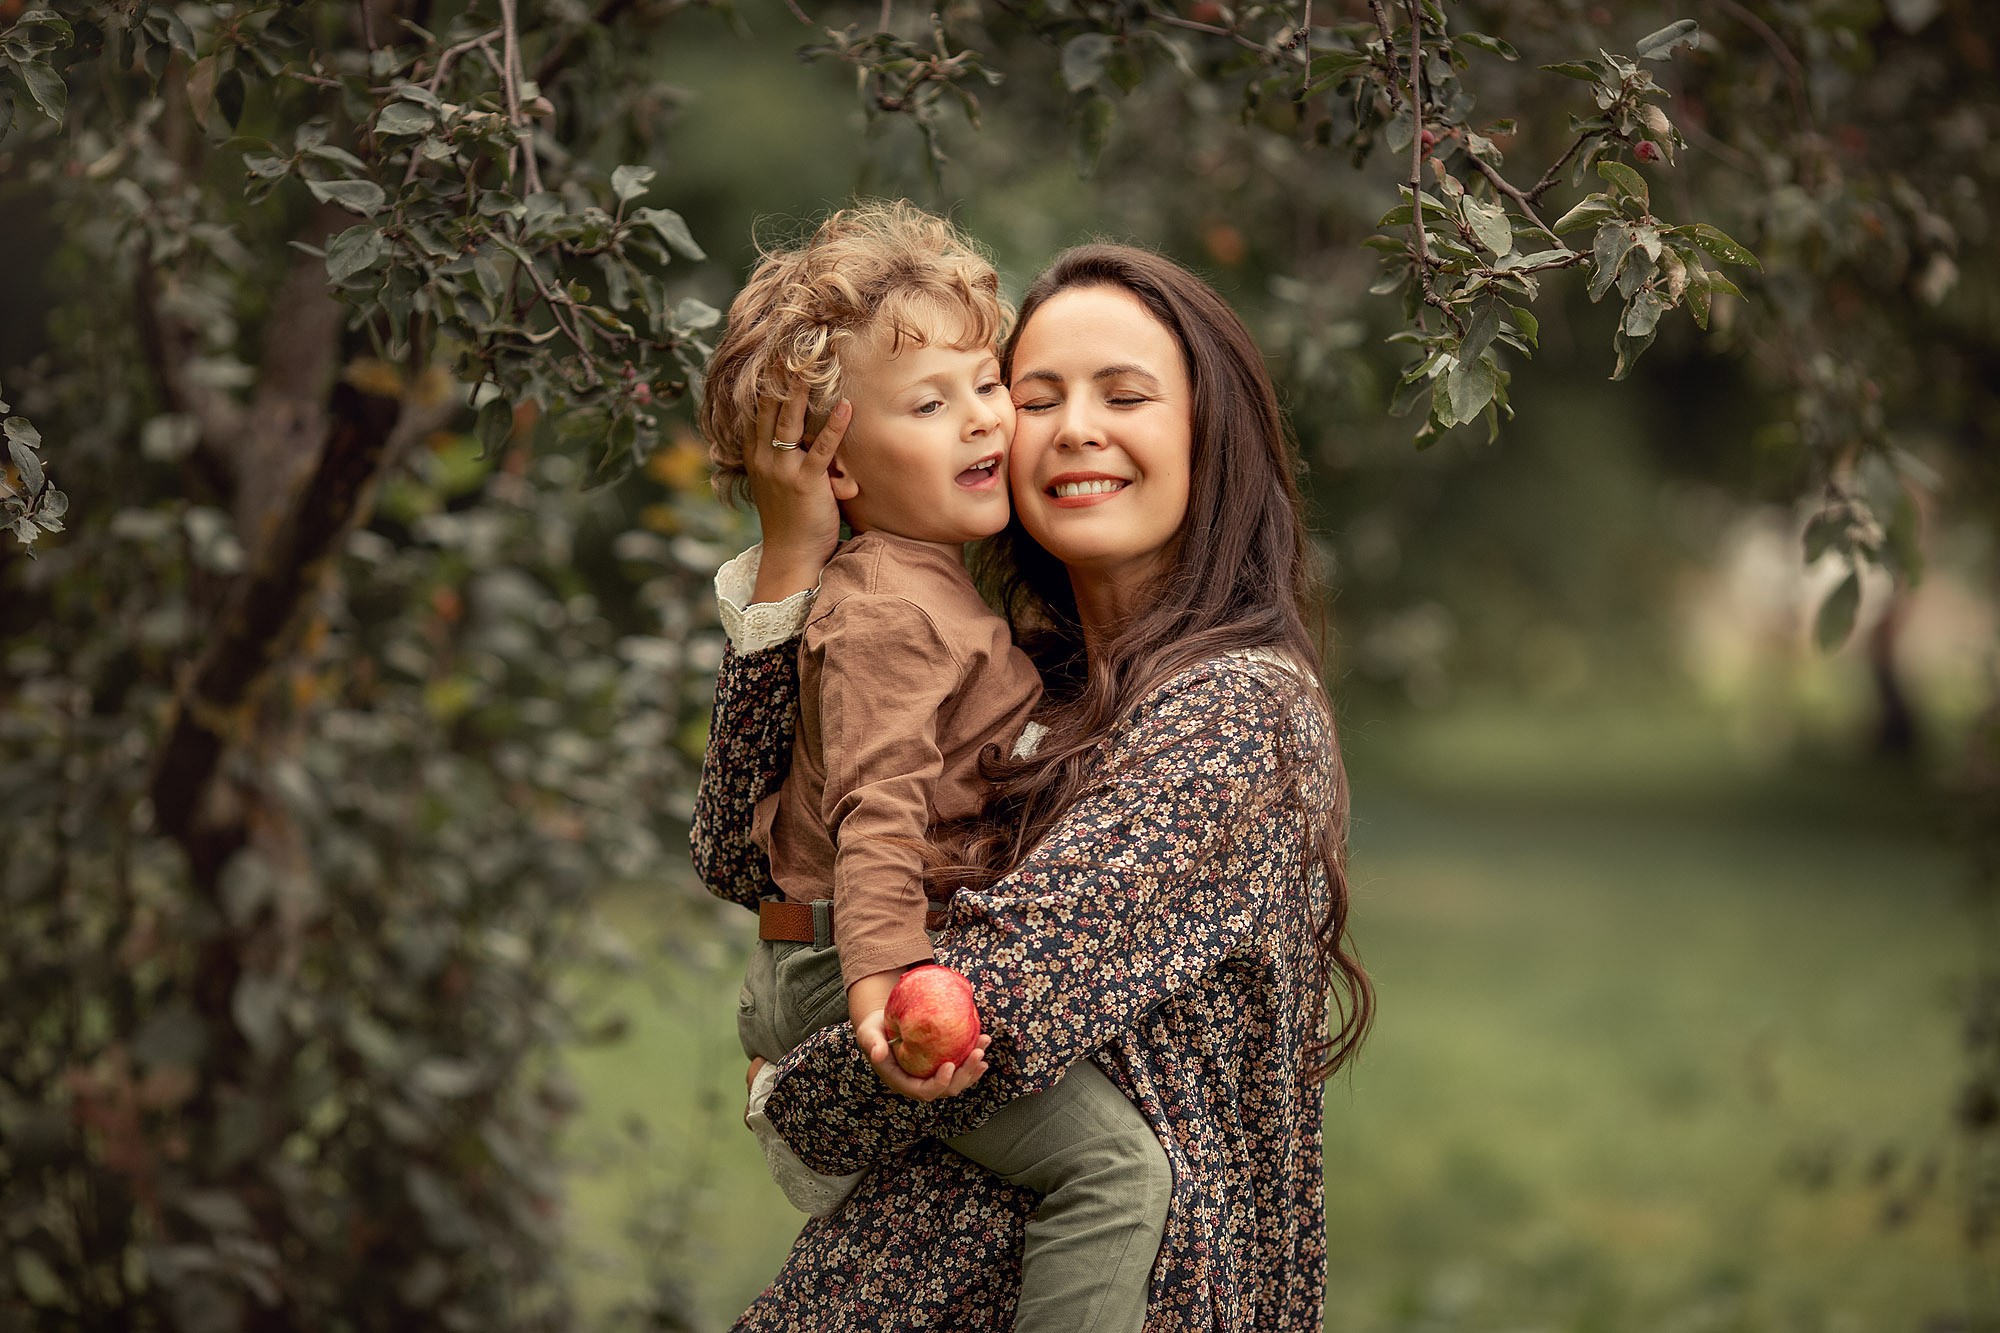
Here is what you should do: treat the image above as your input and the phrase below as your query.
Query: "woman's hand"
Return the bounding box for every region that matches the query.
[854,1010,992,1101]
[746,385,851,604]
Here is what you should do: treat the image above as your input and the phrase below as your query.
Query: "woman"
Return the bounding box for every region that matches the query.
[693,243,1372,1330]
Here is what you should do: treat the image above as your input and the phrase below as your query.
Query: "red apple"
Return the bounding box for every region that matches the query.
[884,965,981,1079]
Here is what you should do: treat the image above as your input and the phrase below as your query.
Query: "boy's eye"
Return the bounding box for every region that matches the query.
[915,400,944,415]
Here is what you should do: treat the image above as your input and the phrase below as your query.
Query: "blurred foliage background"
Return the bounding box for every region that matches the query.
[1,1,1995,1330]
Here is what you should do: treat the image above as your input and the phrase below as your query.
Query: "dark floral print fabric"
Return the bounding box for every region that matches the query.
[692,640,1342,1331]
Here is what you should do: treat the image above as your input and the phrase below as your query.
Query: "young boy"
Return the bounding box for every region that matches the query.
[700,202,1172,1331]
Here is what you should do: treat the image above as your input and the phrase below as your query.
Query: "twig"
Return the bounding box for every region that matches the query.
[495,238,605,381]
[402,28,502,186]
[1525,131,1588,203]
[358,0,377,50]
[1300,0,1311,99]
[782,0,811,23]
[497,0,543,196]
[1401,0,1452,330]
[879,0,892,32]
[1469,155,1562,244]
[1366,0,1401,110]
[1153,12,1269,54]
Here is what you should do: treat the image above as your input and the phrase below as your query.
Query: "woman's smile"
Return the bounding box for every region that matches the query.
[1044,471,1131,505]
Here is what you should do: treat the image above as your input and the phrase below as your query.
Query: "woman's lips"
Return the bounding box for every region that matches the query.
[1043,474,1130,508]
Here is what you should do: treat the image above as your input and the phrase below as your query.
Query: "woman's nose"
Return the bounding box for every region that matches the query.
[1054,403,1102,450]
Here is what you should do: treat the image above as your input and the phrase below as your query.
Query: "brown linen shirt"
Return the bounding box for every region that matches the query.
[753,530,1042,989]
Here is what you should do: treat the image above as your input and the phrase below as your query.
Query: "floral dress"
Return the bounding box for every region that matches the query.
[692,638,1344,1331]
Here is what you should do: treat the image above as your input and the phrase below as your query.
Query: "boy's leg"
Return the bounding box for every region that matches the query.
[945,1058,1172,1333]
[736,918,867,1217]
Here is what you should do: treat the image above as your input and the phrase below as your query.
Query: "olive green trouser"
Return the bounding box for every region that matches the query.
[738,934,1172,1333]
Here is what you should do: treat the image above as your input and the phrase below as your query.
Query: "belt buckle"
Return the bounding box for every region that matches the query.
[811,898,833,951]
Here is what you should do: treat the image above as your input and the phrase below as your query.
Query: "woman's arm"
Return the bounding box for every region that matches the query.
[760,659,1318,1173]
[689,637,804,910]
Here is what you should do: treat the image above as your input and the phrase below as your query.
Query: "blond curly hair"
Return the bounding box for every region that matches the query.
[700,201,1009,503]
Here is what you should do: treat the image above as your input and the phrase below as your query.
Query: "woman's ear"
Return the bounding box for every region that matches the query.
[827,449,860,503]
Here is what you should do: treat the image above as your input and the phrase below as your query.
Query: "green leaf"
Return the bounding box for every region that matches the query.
[1623,289,1668,338]
[306,178,386,216]
[1680,222,1760,269]
[1459,299,1503,364]
[1540,60,1605,81]
[1802,510,1844,564]
[1072,92,1115,176]
[674,296,721,330]
[376,101,433,136]
[185,54,218,130]
[1814,570,1861,651]
[1552,195,1618,235]
[1588,223,1635,302]
[1062,32,1113,93]
[20,57,66,123]
[610,163,655,203]
[1596,160,1649,209]
[474,397,512,458]
[12,1250,63,1307]
[634,207,704,260]
[232,971,287,1059]
[1456,32,1519,60]
[325,225,386,284]
[5,414,42,449]
[1610,322,1656,380]
[1705,270,1745,298]
[9,438,44,493]
[1305,49,1371,94]
[1636,19,1701,61]
[1463,199,1513,257]
[1508,304,1539,347]
[1445,355,1497,426]
[1685,269,1712,328]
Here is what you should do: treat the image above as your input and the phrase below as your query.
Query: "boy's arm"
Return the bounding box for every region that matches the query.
[813,593,961,993]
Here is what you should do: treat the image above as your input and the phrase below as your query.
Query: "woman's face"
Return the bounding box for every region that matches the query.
[1006,285,1194,593]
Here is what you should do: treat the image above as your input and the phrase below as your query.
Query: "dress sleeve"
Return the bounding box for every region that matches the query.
[816,596,957,987]
[760,660,1312,1173]
[691,547,817,909]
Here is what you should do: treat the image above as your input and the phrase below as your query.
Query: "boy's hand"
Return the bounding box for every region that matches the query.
[855,1009,991,1101]
[745,384,850,603]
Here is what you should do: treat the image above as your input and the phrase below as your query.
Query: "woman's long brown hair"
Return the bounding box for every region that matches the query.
[937,243,1373,1083]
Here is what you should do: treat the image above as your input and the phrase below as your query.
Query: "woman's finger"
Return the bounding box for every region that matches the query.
[748,395,778,457]
[806,399,853,467]
[775,385,809,447]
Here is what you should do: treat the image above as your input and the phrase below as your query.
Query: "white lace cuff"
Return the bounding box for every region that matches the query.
[715,544,817,653]
[745,1060,866,1217]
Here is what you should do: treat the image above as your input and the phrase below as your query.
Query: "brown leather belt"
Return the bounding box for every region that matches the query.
[759,898,950,945]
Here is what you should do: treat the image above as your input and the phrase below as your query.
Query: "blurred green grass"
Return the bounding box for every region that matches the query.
[561,704,1972,1330]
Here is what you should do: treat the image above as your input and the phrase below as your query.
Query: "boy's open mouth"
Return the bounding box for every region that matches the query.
[955,455,1002,488]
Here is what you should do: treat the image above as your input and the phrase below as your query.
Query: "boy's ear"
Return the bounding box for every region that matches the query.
[826,447,860,503]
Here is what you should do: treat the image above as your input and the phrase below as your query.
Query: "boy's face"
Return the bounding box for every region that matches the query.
[828,335,1014,548]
